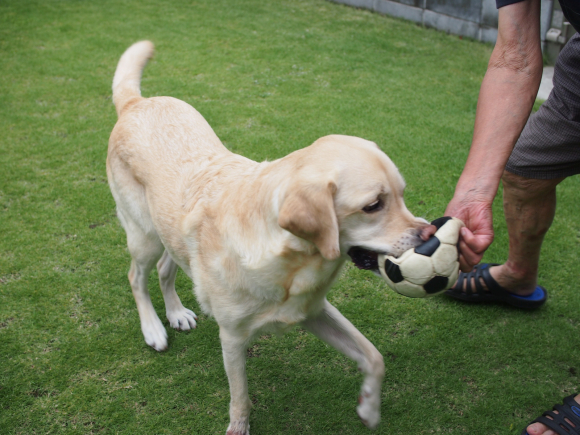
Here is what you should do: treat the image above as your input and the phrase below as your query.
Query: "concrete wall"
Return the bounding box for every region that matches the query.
[328,0,554,45]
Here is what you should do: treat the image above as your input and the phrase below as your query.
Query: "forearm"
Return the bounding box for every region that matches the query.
[456,62,542,201]
[455,0,543,204]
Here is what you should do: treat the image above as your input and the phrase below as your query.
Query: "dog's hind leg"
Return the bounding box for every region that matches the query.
[157,250,197,331]
[302,300,385,429]
[121,210,168,351]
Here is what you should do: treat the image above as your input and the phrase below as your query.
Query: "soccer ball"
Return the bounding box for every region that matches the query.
[378,217,464,298]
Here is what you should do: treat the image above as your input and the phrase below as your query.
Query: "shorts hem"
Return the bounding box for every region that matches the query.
[504,165,579,180]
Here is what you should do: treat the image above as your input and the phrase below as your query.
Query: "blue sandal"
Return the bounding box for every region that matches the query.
[522,394,580,435]
[445,263,547,309]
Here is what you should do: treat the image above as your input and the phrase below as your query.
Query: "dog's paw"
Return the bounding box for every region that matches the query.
[356,388,380,429]
[141,316,168,351]
[167,308,197,331]
[226,419,249,435]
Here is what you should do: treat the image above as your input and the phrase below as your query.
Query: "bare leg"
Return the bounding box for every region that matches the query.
[502,172,577,433]
[220,328,251,435]
[157,250,197,330]
[302,300,385,428]
[457,171,564,295]
[488,171,564,294]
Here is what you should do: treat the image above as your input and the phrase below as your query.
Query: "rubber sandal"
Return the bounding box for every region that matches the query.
[521,394,580,435]
[445,263,547,309]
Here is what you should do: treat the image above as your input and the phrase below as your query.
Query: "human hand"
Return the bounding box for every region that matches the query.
[445,195,494,272]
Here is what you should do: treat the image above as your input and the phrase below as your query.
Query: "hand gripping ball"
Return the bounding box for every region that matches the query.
[378,217,464,298]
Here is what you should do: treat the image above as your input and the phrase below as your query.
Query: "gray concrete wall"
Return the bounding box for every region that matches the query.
[329,0,554,45]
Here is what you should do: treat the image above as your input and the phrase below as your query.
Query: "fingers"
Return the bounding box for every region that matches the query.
[458,244,482,272]
[444,195,495,270]
[461,227,494,253]
[459,253,479,272]
[420,224,437,241]
[458,227,493,272]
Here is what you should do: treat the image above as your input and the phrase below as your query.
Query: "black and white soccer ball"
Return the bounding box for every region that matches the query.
[378,217,464,298]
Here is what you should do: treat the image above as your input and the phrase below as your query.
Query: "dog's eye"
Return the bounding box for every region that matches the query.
[362,199,383,213]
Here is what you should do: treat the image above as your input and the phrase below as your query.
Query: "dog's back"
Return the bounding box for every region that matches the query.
[107,41,244,264]
[109,41,230,183]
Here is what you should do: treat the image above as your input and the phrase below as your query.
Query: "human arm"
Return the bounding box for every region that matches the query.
[445,0,543,271]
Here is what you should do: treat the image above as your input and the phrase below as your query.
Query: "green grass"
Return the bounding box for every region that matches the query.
[1,0,579,434]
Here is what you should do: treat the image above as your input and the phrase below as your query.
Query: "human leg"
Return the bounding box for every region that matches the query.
[448,33,580,305]
[480,171,563,295]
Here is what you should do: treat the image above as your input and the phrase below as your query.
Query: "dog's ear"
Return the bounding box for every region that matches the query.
[278,180,340,260]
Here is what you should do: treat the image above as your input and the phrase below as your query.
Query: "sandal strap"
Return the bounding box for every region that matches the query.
[473,265,487,295]
[453,263,500,296]
[531,394,580,435]
[477,264,503,296]
[456,268,482,296]
[562,395,580,428]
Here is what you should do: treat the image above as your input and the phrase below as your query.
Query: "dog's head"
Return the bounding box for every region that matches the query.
[278,135,428,273]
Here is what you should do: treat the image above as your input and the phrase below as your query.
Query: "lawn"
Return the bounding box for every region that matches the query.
[1,0,579,434]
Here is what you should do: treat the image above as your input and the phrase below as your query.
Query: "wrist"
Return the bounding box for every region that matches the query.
[454,154,504,204]
[455,176,498,203]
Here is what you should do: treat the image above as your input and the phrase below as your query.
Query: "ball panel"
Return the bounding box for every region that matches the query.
[391,280,427,298]
[392,248,416,264]
[447,263,460,288]
[414,236,440,257]
[434,218,463,245]
[423,276,449,294]
[431,244,459,275]
[399,253,434,285]
[383,259,404,283]
[430,216,452,230]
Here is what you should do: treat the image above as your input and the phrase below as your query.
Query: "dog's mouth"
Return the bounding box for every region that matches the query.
[347,247,380,272]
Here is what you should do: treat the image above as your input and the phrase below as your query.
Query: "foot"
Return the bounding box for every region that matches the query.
[487,263,537,296]
[447,263,547,309]
[525,394,580,435]
[454,263,537,297]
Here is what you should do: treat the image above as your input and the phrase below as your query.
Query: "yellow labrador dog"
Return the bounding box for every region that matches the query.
[107,41,429,434]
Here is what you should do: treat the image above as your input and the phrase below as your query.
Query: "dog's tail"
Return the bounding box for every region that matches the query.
[112,41,154,117]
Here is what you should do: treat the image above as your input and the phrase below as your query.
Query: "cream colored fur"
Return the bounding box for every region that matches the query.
[107,41,428,434]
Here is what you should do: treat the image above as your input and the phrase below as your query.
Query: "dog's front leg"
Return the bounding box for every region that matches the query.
[302,300,385,429]
[220,328,252,435]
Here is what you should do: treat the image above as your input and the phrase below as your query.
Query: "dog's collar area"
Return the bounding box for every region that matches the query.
[347,247,379,271]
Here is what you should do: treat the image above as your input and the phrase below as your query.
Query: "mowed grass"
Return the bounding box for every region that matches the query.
[1,0,579,434]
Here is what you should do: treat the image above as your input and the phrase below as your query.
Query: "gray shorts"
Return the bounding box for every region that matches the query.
[505,32,580,180]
